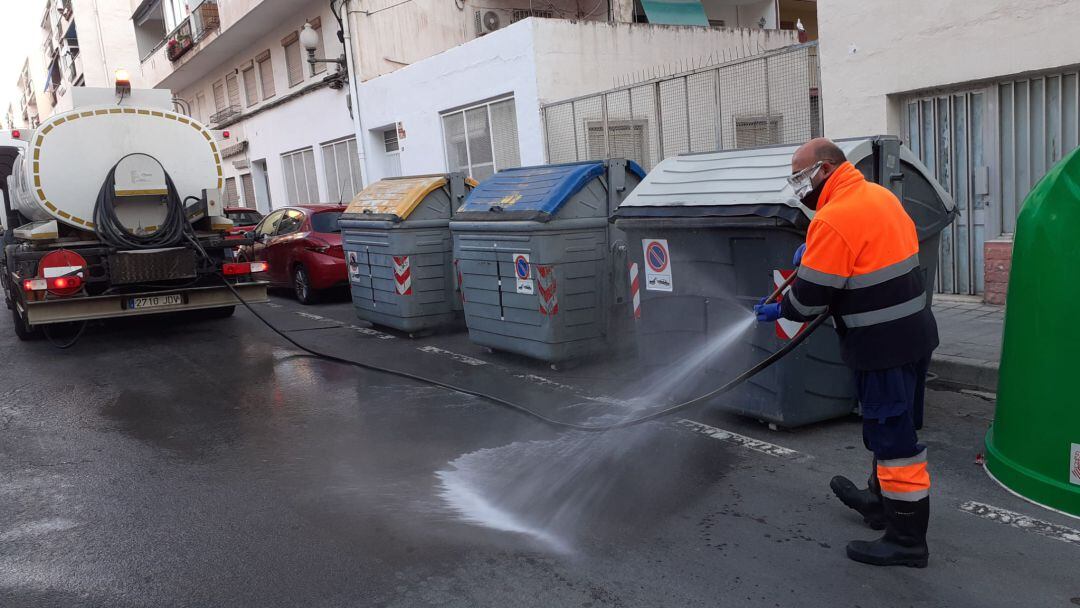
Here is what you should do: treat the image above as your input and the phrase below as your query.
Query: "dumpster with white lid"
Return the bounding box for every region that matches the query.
[612,135,955,428]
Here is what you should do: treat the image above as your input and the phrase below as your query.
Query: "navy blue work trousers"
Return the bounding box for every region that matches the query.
[857,357,930,462]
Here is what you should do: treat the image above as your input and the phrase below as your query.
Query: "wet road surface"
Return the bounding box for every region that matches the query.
[1,294,1078,607]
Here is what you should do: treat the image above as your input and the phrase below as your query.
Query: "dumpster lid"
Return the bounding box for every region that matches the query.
[345,175,472,221]
[457,160,645,219]
[615,137,954,223]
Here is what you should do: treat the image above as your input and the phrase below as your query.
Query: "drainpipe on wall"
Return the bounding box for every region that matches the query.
[341,0,371,188]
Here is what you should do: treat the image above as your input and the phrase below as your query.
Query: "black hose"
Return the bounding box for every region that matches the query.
[42,321,88,349]
[92,154,196,250]
[199,239,828,432]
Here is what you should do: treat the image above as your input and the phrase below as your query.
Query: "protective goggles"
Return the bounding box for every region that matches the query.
[787,161,824,199]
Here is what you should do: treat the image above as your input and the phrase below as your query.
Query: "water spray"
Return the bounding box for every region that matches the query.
[212,264,827,433]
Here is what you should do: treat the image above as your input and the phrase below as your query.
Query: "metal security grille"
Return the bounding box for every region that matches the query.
[240,173,256,208]
[542,43,822,171]
[223,176,239,205]
[322,138,363,204]
[442,97,521,181]
[281,148,318,204]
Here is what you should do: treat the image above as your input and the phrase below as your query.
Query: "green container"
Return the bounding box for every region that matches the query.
[985,146,1080,517]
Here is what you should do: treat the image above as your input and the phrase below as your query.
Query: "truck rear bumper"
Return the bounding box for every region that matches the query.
[24,283,268,325]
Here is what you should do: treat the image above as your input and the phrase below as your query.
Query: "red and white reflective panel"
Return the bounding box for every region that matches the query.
[773,269,807,340]
[393,255,413,296]
[537,264,558,316]
[628,262,641,319]
[37,249,87,297]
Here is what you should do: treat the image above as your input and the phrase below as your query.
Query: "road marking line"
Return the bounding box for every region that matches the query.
[296,312,327,321]
[417,346,488,366]
[346,325,396,340]
[959,501,1080,546]
[676,419,805,460]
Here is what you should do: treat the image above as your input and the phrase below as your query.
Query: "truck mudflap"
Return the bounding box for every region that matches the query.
[23,282,268,325]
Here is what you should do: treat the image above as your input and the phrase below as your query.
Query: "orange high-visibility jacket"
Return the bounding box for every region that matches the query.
[780,162,939,370]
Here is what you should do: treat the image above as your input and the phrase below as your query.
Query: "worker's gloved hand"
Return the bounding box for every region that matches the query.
[793,243,806,267]
[754,298,782,323]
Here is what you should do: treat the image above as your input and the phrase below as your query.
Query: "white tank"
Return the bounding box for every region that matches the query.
[10,100,224,233]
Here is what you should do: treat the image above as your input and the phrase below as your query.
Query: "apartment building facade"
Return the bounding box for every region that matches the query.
[135,0,358,212]
[818,0,1080,302]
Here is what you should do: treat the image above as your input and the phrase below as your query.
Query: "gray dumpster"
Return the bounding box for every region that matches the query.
[451,160,645,363]
[340,173,472,334]
[612,136,955,428]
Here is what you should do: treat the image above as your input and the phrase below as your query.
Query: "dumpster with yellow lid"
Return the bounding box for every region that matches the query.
[340,173,473,334]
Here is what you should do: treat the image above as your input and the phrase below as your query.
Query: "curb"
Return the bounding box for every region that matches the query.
[930,352,999,393]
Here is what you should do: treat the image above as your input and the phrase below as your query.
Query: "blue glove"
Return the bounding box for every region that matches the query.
[754,298,782,323]
[793,243,806,266]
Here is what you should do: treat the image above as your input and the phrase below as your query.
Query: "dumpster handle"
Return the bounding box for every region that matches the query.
[192,231,829,433]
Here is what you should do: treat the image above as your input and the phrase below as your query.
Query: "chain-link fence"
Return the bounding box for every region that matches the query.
[542,43,821,170]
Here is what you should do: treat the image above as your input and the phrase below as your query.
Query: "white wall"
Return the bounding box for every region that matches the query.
[72,0,146,87]
[172,0,354,211]
[818,0,1080,138]
[355,18,542,181]
[355,18,798,183]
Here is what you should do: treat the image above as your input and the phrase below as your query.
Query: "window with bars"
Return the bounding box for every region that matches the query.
[223,176,239,205]
[322,138,363,204]
[281,148,319,204]
[734,115,782,148]
[283,32,303,87]
[240,173,256,208]
[383,128,399,153]
[256,50,275,100]
[241,64,258,107]
[441,97,520,180]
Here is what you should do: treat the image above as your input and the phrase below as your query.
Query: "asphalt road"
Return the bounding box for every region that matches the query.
[1,293,1077,608]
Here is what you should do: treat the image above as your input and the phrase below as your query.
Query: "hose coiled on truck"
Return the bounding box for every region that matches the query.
[92,153,196,250]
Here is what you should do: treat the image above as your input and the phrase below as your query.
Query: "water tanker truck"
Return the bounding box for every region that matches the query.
[0,87,268,340]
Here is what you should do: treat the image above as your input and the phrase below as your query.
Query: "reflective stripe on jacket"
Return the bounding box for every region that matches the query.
[780,162,939,370]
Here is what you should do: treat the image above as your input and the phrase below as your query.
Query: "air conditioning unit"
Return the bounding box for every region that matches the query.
[474,10,502,36]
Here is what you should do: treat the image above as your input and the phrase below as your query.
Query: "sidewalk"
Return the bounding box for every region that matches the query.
[930,295,1004,393]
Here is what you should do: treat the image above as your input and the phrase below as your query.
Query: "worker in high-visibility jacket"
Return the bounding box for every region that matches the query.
[754,138,938,568]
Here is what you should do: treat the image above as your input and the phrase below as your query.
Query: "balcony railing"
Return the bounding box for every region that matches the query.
[164,0,220,63]
[208,104,242,126]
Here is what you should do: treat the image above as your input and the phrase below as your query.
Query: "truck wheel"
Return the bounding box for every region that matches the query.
[293,265,318,305]
[12,306,40,341]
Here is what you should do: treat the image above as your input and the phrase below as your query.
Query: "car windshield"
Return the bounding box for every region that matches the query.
[311,211,342,233]
[226,210,263,225]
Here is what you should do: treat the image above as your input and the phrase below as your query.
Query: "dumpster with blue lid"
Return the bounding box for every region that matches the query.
[612,136,955,428]
[451,159,645,363]
[340,173,472,335]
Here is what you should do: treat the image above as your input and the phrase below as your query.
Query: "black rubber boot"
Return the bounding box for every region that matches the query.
[846,497,930,568]
[830,467,886,530]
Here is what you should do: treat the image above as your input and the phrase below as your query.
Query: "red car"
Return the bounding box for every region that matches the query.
[224,206,264,240]
[237,205,347,304]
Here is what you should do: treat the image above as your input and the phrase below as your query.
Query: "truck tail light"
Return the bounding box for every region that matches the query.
[223,261,268,276]
[23,279,47,292]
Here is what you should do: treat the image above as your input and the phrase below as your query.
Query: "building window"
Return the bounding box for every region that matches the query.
[322,137,363,204]
[256,50,275,100]
[734,115,782,148]
[281,147,319,204]
[195,92,206,123]
[586,120,649,167]
[283,31,303,88]
[223,176,239,205]
[441,97,520,180]
[212,79,226,111]
[225,73,241,109]
[240,173,256,208]
[241,63,258,107]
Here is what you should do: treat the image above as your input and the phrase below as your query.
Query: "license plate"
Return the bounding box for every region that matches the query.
[127,293,186,310]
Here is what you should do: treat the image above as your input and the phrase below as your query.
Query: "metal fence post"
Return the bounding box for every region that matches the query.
[684,76,692,152]
[714,66,724,150]
[655,82,665,161]
[571,102,580,162]
[543,106,552,163]
[602,93,611,159]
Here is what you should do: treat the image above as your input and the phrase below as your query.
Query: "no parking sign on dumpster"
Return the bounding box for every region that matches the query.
[774,269,807,339]
[514,253,534,295]
[642,239,672,292]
